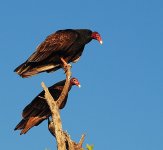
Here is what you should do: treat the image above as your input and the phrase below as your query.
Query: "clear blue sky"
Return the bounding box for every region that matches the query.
[0,0,163,149]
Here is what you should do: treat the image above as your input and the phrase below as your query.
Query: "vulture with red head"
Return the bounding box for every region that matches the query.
[14,78,80,135]
[14,29,102,78]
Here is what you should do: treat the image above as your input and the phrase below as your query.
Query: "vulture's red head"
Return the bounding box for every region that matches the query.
[91,32,103,44]
[70,78,81,88]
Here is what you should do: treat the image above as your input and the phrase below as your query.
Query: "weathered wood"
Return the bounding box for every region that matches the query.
[41,62,85,150]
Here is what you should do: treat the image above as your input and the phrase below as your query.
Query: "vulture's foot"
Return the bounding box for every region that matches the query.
[63,64,72,74]
[60,57,71,73]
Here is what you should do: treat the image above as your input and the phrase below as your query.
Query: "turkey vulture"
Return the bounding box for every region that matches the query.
[14,77,80,135]
[14,29,102,78]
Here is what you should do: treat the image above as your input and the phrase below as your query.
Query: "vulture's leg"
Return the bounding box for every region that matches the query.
[60,57,71,73]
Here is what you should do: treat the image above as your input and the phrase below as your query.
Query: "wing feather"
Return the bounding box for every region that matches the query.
[22,84,65,118]
[27,30,79,62]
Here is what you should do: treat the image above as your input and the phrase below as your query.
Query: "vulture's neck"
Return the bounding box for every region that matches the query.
[76,29,92,44]
[68,84,73,91]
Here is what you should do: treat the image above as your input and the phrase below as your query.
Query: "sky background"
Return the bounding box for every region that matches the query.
[0,0,163,150]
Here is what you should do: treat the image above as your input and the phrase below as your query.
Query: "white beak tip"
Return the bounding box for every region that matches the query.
[100,40,103,44]
[78,84,81,88]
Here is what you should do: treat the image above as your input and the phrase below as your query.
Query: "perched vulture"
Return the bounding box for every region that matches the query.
[14,77,80,135]
[14,29,102,78]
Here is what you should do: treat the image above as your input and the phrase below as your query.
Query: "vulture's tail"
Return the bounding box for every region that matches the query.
[14,62,33,78]
[14,62,58,78]
[14,119,27,132]
[14,62,28,74]
[14,117,46,135]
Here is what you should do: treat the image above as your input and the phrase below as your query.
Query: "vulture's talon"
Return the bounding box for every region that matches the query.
[63,64,71,73]
[60,57,71,73]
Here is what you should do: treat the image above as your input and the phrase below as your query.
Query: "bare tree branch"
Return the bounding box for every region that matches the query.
[41,63,85,150]
[57,63,72,108]
[41,82,66,150]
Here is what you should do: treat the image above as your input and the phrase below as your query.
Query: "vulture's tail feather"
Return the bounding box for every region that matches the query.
[14,62,29,74]
[14,119,27,131]
[19,117,47,135]
[14,63,57,78]
[15,117,48,135]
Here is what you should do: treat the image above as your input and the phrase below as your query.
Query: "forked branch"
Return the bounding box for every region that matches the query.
[41,63,85,150]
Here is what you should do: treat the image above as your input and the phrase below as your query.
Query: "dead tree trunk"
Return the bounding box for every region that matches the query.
[41,64,85,150]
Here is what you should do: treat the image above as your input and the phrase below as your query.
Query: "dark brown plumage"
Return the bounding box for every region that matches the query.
[14,29,102,78]
[14,78,80,135]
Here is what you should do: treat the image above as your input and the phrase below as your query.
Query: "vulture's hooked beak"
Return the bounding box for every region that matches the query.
[99,40,103,44]
[78,84,81,88]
